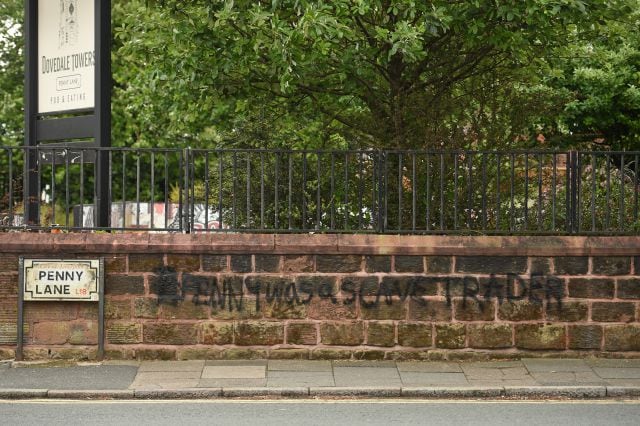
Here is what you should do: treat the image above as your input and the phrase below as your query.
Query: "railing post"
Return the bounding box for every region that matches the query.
[377,150,386,233]
[569,150,579,234]
[183,148,191,233]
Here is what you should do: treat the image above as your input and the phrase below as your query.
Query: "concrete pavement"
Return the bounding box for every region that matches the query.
[1,358,640,399]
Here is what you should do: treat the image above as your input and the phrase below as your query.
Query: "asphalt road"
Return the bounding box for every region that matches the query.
[1,400,639,426]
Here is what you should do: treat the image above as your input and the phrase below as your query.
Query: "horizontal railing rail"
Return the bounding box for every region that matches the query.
[1,147,638,235]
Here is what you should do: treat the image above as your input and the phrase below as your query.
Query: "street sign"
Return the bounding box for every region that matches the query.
[23,259,101,301]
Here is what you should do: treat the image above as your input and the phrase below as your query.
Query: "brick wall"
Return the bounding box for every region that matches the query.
[0,234,639,360]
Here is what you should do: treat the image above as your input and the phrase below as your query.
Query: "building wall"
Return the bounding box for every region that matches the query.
[0,234,639,360]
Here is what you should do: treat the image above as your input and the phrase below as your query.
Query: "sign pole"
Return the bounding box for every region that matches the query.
[24,0,39,226]
[95,0,111,229]
[16,257,25,361]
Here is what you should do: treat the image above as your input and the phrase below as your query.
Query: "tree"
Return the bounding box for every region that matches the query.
[0,0,23,147]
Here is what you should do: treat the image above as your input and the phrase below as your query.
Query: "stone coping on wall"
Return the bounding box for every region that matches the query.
[0,233,639,256]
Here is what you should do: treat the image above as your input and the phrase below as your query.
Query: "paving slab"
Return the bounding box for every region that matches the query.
[138,361,204,372]
[400,372,469,386]
[267,360,332,372]
[467,379,538,387]
[130,379,200,390]
[204,360,268,366]
[202,365,265,379]
[604,379,640,386]
[267,371,334,387]
[462,361,524,369]
[462,366,530,379]
[531,371,605,385]
[332,360,397,368]
[333,367,401,387]
[396,362,462,373]
[197,378,267,388]
[0,365,137,390]
[522,358,592,373]
[593,367,640,379]
[133,371,202,380]
[586,359,640,368]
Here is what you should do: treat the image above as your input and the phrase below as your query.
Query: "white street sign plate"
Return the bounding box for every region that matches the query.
[23,259,100,301]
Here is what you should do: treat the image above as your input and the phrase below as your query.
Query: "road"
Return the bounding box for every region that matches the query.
[1,400,639,425]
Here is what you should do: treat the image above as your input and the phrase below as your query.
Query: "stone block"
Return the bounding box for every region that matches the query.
[230,255,252,273]
[0,298,17,321]
[591,302,635,322]
[316,255,362,273]
[105,299,131,320]
[311,349,353,360]
[604,325,640,351]
[0,274,17,296]
[426,256,452,273]
[617,279,640,299]
[129,254,164,272]
[365,256,391,273]
[104,255,127,273]
[286,322,318,345]
[320,321,364,345]
[143,323,198,345]
[545,301,588,322]
[435,324,466,349]
[394,256,424,273]
[24,302,77,321]
[149,268,180,303]
[360,300,407,320]
[341,276,380,299]
[106,275,144,295]
[353,350,387,360]
[282,255,314,272]
[262,300,307,319]
[200,322,234,345]
[106,322,141,344]
[455,256,527,274]
[32,321,70,345]
[296,275,339,303]
[0,254,19,271]
[367,321,395,347]
[268,349,310,359]
[468,324,512,349]
[515,324,565,350]
[308,298,356,320]
[166,255,200,272]
[530,257,552,274]
[202,255,227,272]
[221,348,268,360]
[135,348,176,360]
[592,256,631,275]
[380,276,439,299]
[69,321,98,345]
[234,321,284,345]
[160,301,209,320]
[454,299,495,321]
[408,299,452,321]
[554,257,588,275]
[134,297,159,318]
[255,255,281,272]
[397,322,432,347]
[497,300,543,321]
[177,348,223,360]
[568,278,614,299]
[568,325,602,350]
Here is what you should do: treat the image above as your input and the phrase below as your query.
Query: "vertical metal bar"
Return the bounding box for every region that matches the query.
[537,153,543,231]
[218,152,223,230]
[232,152,237,229]
[344,152,349,230]
[496,154,501,231]
[467,152,473,229]
[288,152,292,230]
[510,153,515,231]
[136,154,141,226]
[17,257,24,361]
[523,153,529,231]
[24,0,39,226]
[620,153,625,231]
[8,150,13,225]
[358,152,364,230]
[454,153,458,230]
[566,152,571,233]
[330,152,335,230]
[274,152,279,229]
[411,152,416,231]
[426,153,431,231]
[481,153,487,230]
[178,150,184,232]
[150,152,155,229]
[302,152,307,230]
[164,153,169,229]
[371,152,377,230]
[204,151,209,231]
[317,153,321,230]
[261,152,265,230]
[569,151,578,233]
[189,148,195,233]
[246,153,251,229]
[37,148,42,226]
[606,153,611,230]
[577,152,582,232]
[80,152,85,228]
[439,153,444,230]
[634,154,639,223]
[120,152,125,228]
[51,149,56,225]
[383,152,388,231]
[591,154,596,232]
[65,149,70,228]
[97,258,105,361]
[398,152,403,231]
[552,153,557,231]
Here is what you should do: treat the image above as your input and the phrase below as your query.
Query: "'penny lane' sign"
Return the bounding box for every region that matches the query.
[23,259,100,301]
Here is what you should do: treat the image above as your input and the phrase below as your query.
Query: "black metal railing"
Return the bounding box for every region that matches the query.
[1,147,638,234]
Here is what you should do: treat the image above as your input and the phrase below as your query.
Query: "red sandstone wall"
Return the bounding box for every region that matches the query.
[0,234,639,360]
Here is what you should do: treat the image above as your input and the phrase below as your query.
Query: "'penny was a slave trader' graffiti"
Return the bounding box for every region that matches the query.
[152,268,565,312]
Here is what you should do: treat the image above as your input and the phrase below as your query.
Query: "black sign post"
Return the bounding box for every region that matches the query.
[24,0,111,228]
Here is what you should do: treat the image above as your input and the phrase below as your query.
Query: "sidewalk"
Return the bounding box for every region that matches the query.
[1,358,640,399]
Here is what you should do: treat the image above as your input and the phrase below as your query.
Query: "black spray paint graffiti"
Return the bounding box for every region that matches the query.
[152,268,566,312]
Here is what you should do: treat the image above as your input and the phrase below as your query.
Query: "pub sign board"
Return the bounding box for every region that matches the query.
[38,0,95,113]
[23,259,100,301]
